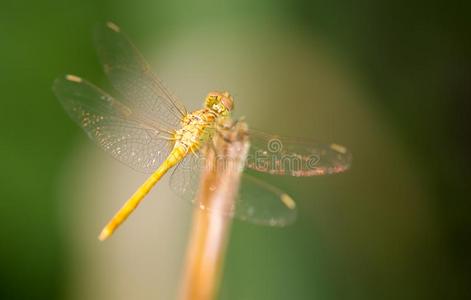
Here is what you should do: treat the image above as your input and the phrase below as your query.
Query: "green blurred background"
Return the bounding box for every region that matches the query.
[1,0,470,299]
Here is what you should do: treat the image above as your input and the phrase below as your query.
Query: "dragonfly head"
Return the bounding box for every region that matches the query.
[205,91,233,115]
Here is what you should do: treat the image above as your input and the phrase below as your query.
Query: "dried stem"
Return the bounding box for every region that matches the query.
[178,121,249,300]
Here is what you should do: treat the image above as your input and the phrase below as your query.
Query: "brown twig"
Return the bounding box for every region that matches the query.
[178,121,249,300]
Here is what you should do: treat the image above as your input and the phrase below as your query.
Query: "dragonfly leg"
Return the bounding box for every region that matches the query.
[218,118,239,131]
[228,116,246,129]
[216,130,233,144]
[215,118,249,146]
[190,147,200,158]
[208,136,220,152]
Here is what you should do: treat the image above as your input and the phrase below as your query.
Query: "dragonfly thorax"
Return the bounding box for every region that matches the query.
[204,91,234,116]
[174,109,219,153]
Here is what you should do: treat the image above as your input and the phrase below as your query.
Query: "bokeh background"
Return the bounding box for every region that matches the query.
[1,0,470,299]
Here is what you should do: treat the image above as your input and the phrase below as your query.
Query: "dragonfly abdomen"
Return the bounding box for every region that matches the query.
[98,145,187,240]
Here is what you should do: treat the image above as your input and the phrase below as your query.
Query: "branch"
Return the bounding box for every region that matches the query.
[178,121,249,300]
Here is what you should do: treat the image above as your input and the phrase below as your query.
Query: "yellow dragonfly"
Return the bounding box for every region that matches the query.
[53,22,351,241]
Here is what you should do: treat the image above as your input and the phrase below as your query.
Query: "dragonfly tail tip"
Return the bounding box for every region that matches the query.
[98,228,111,241]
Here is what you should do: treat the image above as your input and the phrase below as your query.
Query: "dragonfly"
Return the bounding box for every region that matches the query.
[53,22,352,241]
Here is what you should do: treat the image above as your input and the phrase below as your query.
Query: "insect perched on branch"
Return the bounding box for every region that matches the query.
[53,22,352,241]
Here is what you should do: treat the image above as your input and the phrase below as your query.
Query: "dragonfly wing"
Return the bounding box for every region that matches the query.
[246,129,352,176]
[169,154,297,226]
[235,173,297,226]
[53,75,174,173]
[94,22,187,131]
[169,153,201,202]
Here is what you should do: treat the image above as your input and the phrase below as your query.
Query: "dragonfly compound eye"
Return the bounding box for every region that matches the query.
[221,94,234,111]
[205,91,233,112]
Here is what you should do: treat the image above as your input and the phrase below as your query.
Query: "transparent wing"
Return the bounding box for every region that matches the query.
[169,155,297,226]
[53,75,174,173]
[246,129,352,176]
[169,153,202,201]
[236,173,297,226]
[94,22,187,131]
